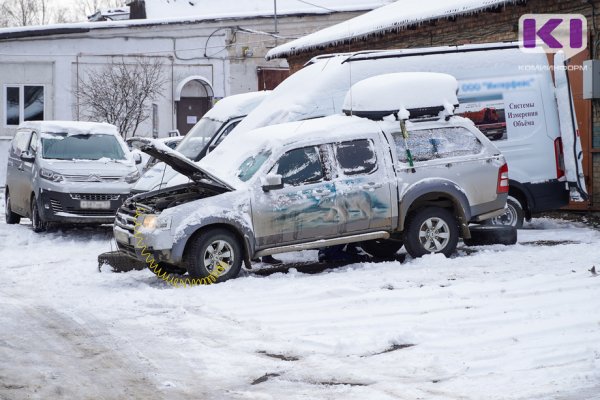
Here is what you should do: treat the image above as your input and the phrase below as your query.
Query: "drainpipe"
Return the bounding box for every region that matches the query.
[274,0,278,34]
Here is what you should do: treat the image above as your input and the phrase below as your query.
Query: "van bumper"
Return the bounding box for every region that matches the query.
[522,180,569,214]
[37,189,129,224]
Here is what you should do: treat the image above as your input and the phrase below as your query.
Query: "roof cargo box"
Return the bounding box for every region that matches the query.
[342,72,459,120]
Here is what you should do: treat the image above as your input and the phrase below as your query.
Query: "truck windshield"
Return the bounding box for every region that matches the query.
[237,150,272,182]
[41,133,126,160]
[177,118,222,160]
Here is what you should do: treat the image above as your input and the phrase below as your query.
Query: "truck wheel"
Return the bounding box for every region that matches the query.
[186,228,242,282]
[5,190,21,224]
[488,196,524,228]
[403,207,459,258]
[464,225,517,246]
[360,239,403,258]
[31,197,47,233]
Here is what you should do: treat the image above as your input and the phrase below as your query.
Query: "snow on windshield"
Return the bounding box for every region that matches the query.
[176,118,221,160]
[42,133,126,161]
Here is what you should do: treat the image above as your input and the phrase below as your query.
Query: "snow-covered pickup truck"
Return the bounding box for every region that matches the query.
[114,73,508,282]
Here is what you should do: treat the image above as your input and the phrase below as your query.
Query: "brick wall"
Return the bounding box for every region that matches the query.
[280,0,600,209]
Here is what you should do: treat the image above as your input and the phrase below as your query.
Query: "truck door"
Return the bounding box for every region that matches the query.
[554,52,588,201]
[252,145,338,247]
[330,138,393,235]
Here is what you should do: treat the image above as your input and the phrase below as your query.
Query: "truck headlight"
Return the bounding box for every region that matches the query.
[40,168,64,182]
[124,170,141,183]
[142,214,171,230]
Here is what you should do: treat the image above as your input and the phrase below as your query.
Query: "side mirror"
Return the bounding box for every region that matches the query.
[261,174,283,192]
[132,150,143,165]
[20,151,35,162]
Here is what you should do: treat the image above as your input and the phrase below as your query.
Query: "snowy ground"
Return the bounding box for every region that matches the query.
[1,194,599,400]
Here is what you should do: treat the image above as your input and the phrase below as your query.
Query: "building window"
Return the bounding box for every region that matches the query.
[5,85,44,126]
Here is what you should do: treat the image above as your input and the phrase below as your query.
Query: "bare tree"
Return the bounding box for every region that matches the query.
[0,0,49,26]
[76,57,166,138]
[78,0,124,19]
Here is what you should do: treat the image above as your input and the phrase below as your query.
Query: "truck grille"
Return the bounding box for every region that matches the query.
[115,203,139,233]
[70,193,121,201]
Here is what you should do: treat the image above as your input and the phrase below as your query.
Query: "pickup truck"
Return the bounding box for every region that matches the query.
[115,111,508,282]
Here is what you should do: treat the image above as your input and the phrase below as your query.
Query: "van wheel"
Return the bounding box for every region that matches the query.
[489,196,524,228]
[31,198,47,233]
[5,190,21,224]
[403,207,459,258]
[185,228,242,283]
[359,239,403,258]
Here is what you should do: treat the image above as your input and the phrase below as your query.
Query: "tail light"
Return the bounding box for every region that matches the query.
[554,137,565,180]
[497,163,509,193]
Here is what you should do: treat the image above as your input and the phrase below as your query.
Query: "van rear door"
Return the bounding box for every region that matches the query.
[553,52,588,201]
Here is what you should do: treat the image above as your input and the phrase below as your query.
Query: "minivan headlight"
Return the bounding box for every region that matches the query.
[40,168,64,182]
[124,170,141,183]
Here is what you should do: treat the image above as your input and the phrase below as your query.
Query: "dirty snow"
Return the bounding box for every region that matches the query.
[267,0,517,59]
[1,192,599,399]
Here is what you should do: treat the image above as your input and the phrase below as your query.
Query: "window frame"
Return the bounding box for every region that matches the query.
[333,138,379,177]
[270,145,326,187]
[4,84,46,128]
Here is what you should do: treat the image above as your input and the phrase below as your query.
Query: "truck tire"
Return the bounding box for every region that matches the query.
[5,190,21,224]
[31,197,47,233]
[185,228,242,282]
[488,196,524,228]
[360,239,403,259]
[403,207,459,258]
[463,225,517,246]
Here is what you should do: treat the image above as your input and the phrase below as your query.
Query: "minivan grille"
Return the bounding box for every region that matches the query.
[70,194,121,201]
[63,174,122,182]
[50,199,63,213]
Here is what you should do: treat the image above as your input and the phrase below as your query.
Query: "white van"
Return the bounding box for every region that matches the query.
[231,43,588,227]
[132,91,269,193]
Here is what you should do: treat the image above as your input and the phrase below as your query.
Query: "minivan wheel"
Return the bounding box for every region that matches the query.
[185,228,242,283]
[359,239,403,259]
[489,196,524,228]
[31,198,47,233]
[5,191,21,224]
[403,207,459,258]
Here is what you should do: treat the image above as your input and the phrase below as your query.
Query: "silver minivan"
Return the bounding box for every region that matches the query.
[5,121,140,231]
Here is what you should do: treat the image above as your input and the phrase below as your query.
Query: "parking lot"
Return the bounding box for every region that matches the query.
[1,192,599,400]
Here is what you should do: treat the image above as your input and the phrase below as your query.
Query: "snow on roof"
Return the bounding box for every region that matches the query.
[266,0,517,59]
[22,120,119,136]
[144,0,395,20]
[203,91,270,122]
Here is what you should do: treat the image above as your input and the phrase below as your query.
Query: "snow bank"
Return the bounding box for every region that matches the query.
[267,0,517,59]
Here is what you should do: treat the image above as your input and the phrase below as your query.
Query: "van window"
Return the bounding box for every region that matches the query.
[29,131,39,154]
[273,146,324,186]
[11,130,31,155]
[41,133,126,161]
[334,139,377,175]
[393,127,483,163]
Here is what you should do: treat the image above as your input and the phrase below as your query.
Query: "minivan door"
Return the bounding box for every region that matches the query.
[554,52,588,201]
[21,130,38,211]
[6,129,32,214]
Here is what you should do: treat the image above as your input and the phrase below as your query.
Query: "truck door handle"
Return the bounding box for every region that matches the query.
[312,189,331,195]
[360,182,383,190]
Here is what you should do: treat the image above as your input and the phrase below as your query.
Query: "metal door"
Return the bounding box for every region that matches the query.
[177,97,211,135]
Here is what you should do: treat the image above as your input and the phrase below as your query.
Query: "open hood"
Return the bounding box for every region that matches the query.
[129,138,234,191]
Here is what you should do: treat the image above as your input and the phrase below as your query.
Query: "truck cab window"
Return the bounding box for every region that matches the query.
[273,146,324,186]
[334,139,377,175]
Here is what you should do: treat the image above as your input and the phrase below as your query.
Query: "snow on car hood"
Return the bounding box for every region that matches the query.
[129,137,234,191]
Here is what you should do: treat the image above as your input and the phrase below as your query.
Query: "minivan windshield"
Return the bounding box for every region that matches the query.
[41,133,126,160]
[176,118,222,160]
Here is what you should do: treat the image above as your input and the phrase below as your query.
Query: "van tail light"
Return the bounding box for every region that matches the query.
[497,163,509,194]
[554,137,566,180]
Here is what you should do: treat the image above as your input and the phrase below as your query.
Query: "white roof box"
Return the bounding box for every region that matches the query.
[342,72,459,120]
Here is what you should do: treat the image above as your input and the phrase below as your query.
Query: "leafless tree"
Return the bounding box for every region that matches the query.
[0,0,49,26]
[78,0,124,19]
[76,57,166,138]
